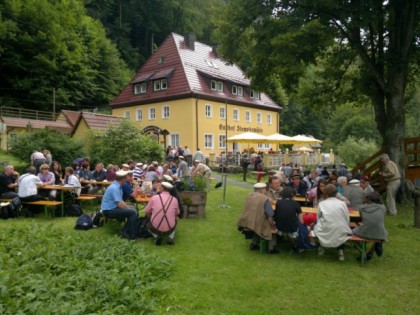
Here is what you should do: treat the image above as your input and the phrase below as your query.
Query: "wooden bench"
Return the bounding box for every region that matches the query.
[22,200,63,218]
[0,198,13,203]
[76,195,97,207]
[348,235,384,266]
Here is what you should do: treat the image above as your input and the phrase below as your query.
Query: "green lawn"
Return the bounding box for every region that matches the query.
[1,185,419,314]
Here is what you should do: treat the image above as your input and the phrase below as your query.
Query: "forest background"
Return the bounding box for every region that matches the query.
[0,0,418,166]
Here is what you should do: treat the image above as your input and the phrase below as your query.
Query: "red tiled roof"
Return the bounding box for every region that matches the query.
[111,33,281,111]
[1,116,73,133]
[80,112,123,131]
[60,110,82,127]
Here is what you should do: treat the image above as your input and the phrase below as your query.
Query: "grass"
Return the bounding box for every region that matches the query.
[1,185,419,314]
[0,150,27,172]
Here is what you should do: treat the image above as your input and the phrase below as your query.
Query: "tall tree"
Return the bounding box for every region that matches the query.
[215,0,419,184]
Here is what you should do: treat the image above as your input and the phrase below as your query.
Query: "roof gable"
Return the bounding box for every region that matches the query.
[111,33,280,111]
[77,112,123,131]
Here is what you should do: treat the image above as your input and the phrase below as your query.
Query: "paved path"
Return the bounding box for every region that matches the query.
[212,172,254,190]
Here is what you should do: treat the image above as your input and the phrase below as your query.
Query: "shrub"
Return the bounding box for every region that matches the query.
[8,129,84,167]
[0,223,172,314]
[88,120,165,165]
[336,136,379,168]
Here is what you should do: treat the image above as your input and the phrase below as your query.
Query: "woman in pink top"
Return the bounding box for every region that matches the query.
[145,182,180,245]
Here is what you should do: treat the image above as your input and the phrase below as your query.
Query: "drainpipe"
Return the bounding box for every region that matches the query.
[195,96,199,149]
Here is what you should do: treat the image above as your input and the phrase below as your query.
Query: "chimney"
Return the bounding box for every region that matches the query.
[212,44,219,58]
[184,33,195,50]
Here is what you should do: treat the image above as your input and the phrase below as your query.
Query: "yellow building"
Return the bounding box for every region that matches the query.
[111,33,281,155]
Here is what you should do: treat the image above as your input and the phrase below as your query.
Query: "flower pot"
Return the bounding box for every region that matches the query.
[179,191,207,218]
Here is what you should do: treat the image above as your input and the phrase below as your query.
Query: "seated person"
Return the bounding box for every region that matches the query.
[352,192,388,261]
[0,165,20,199]
[286,174,307,196]
[122,171,140,202]
[133,163,144,180]
[162,175,184,218]
[38,164,56,200]
[314,184,352,261]
[266,176,282,205]
[342,179,365,209]
[308,179,350,207]
[145,166,159,182]
[274,187,304,253]
[237,183,278,254]
[145,182,180,245]
[50,161,63,185]
[88,163,106,194]
[63,167,81,196]
[106,164,117,181]
[360,176,374,196]
[337,176,347,194]
[303,170,318,192]
[18,166,46,215]
[101,171,138,240]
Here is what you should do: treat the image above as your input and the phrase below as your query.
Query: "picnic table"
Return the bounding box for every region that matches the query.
[301,206,360,218]
[134,195,152,211]
[42,184,81,215]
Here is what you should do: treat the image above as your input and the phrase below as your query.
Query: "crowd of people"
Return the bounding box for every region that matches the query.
[0,147,214,245]
[237,153,397,262]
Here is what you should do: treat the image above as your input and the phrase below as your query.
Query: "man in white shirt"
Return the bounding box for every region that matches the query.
[30,150,46,172]
[184,146,191,156]
[64,167,81,196]
[18,166,46,216]
[177,156,189,177]
[192,148,204,163]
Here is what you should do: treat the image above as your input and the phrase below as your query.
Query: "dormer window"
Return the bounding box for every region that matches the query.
[158,56,165,64]
[154,79,168,91]
[237,86,243,96]
[211,80,223,92]
[232,85,237,95]
[250,90,260,100]
[134,82,146,95]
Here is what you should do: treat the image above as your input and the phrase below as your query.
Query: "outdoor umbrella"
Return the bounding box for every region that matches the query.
[291,135,323,145]
[265,133,296,145]
[226,132,268,143]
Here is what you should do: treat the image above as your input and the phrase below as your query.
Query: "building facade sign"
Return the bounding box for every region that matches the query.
[219,124,263,133]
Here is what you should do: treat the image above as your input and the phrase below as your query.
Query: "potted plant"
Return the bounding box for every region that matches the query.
[179,175,208,218]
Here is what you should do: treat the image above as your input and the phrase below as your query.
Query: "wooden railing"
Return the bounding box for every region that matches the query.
[0,106,59,121]
[352,137,420,192]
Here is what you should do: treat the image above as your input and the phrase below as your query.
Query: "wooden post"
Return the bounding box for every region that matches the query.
[414,191,420,229]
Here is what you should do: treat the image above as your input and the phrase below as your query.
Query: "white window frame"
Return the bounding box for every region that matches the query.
[136,109,143,121]
[205,104,213,118]
[124,111,131,120]
[211,80,217,90]
[148,108,156,120]
[250,90,260,100]
[267,114,272,125]
[219,106,226,119]
[219,134,226,149]
[232,85,237,95]
[245,111,251,123]
[154,80,161,91]
[170,133,180,148]
[134,83,146,95]
[161,79,168,90]
[233,108,239,121]
[256,112,262,124]
[204,133,214,150]
[257,143,271,150]
[162,105,170,119]
[216,81,223,92]
[237,86,243,96]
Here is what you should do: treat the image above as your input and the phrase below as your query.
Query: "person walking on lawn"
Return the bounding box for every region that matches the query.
[379,154,401,215]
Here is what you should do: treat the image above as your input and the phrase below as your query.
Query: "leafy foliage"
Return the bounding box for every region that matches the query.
[0,223,172,314]
[0,0,131,110]
[89,120,165,165]
[9,129,84,167]
[336,136,379,168]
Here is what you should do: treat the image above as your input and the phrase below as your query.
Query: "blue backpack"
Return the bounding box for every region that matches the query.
[75,214,93,230]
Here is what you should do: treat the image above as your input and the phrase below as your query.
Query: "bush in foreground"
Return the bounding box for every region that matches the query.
[0,224,172,314]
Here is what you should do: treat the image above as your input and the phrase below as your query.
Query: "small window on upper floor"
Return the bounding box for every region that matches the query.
[216,81,223,92]
[232,85,238,95]
[134,82,146,95]
[154,79,168,91]
[211,80,223,92]
[250,90,260,100]
[237,86,243,96]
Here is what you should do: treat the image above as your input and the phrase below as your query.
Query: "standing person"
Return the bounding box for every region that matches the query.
[176,156,189,178]
[0,165,20,199]
[43,150,52,165]
[241,154,251,182]
[254,155,263,182]
[101,171,138,240]
[30,150,46,172]
[192,160,211,191]
[379,154,401,215]
[145,182,180,245]
[352,192,388,262]
[314,184,352,261]
[237,183,278,254]
[184,145,191,156]
[192,148,204,163]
